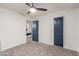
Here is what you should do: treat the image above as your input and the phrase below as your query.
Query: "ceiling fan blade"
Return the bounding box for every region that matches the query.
[25,3,31,7]
[36,8,47,11]
[27,11,30,14]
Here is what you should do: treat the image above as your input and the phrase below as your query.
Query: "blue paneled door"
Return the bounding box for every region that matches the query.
[54,17,63,47]
[32,21,38,41]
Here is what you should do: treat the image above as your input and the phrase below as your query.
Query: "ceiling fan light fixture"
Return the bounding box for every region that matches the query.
[29,8,36,13]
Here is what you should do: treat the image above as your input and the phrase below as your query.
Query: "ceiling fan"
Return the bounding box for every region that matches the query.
[25,3,47,14]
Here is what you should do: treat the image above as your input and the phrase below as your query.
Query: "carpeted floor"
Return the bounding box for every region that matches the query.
[0,39,79,56]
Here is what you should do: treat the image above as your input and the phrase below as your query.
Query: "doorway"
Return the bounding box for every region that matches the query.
[26,20,38,42]
[26,20,32,42]
[54,17,63,47]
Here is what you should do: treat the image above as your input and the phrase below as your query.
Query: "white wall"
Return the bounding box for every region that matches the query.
[76,6,79,52]
[36,8,78,52]
[0,7,30,51]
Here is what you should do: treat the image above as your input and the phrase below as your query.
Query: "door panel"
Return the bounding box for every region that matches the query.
[54,17,63,47]
[32,21,38,41]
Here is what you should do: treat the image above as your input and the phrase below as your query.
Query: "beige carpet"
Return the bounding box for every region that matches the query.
[0,40,79,56]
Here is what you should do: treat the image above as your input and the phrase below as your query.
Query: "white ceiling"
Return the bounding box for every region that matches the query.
[0,3,78,17]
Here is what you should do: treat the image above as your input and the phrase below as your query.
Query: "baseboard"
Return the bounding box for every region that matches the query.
[1,40,26,51]
[39,40,53,46]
